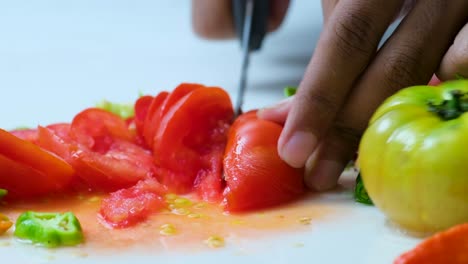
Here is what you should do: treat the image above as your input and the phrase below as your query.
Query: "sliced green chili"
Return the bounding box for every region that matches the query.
[14,211,84,247]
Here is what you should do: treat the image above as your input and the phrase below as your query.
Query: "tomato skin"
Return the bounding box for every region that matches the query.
[9,128,38,144]
[143,84,204,148]
[0,128,75,198]
[37,110,155,192]
[394,223,468,264]
[359,80,468,233]
[134,95,154,141]
[99,178,167,228]
[152,85,233,196]
[223,111,305,212]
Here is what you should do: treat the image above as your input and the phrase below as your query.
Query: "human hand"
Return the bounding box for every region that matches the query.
[259,0,468,191]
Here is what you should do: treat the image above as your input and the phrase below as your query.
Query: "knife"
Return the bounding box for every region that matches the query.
[232,0,269,116]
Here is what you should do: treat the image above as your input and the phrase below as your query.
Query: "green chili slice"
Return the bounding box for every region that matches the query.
[14,211,84,247]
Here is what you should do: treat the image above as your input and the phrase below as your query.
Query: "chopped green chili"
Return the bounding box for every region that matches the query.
[14,211,84,247]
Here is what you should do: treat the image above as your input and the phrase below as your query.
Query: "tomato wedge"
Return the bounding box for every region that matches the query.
[223,111,305,211]
[99,178,167,228]
[9,128,38,144]
[37,109,155,191]
[142,91,169,147]
[394,223,468,264]
[143,83,204,148]
[0,128,75,198]
[70,108,134,152]
[134,95,154,141]
[151,85,233,197]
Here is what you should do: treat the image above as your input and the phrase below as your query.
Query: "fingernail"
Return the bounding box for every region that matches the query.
[305,160,342,191]
[279,131,317,168]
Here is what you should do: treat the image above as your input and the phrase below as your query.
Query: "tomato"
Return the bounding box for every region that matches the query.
[99,178,167,228]
[394,223,468,264]
[9,128,38,143]
[143,83,203,148]
[37,109,155,191]
[0,128,75,198]
[151,85,233,197]
[223,111,305,211]
[70,108,134,151]
[133,95,154,140]
[359,80,468,233]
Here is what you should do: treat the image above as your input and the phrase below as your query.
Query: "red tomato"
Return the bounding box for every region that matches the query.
[37,110,155,191]
[142,91,169,147]
[70,108,134,152]
[9,128,38,144]
[133,95,154,139]
[223,111,305,211]
[99,178,167,228]
[151,85,233,196]
[394,223,468,264]
[0,128,75,198]
[143,83,203,148]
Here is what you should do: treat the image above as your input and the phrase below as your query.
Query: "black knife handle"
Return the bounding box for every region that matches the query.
[232,0,269,51]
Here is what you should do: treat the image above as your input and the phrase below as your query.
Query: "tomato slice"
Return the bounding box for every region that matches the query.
[142,92,169,147]
[152,86,233,196]
[99,178,167,228]
[394,223,468,264]
[9,128,38,144]
[37,110,155,192]
[134,95,154,139]
[0,128,75,198]
[70,108,134,152]
[223,111,305,211]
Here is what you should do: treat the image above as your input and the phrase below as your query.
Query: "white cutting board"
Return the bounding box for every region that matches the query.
[0,1,421,263]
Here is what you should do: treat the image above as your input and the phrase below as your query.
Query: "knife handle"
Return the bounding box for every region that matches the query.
[232,0,269,51]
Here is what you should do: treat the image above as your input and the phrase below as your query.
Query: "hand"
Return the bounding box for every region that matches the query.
[259,0,468,191]
[192,0,468,191]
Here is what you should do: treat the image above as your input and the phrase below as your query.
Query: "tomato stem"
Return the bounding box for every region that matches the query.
[428,90,468,120]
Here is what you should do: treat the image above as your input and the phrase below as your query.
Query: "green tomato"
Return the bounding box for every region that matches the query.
[359,80,468,233]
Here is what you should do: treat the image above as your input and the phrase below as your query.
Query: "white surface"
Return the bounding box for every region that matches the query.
[0,1,422,263]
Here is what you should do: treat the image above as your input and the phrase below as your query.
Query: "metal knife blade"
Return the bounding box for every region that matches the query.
[234,0,255,117]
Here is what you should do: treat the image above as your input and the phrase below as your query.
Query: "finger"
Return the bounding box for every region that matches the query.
[192,0,235,39]
[257,96,293,125]
[278,0,405,168]
[269,0,290,31]
[305,0,468,191]
[437,22,468,80]
[321,0,339,25]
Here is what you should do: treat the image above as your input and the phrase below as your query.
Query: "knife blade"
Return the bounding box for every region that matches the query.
[232,0,269,116]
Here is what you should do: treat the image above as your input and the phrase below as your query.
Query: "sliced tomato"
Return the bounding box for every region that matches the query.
[152,86,233,196]
[70,108,134,152]
[394,223,468,264]
[37,110,155,192]
[9,128,38,144]
[0,128,75,198]
[223,111,305,212]
[99,178,167,228]
[143,83,204,148]
[133,95,154,138]
[142,91,169,147]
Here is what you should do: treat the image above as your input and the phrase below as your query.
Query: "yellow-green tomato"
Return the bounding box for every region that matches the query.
[359,80,468,233]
